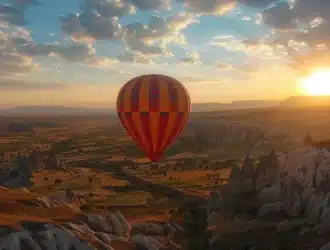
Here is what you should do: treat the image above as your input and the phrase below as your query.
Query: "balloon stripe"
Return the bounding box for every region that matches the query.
[149,75,160,112]
[167,79,178,112]
[130,77,143,112]
[160,112,177,151]
[140,112,154,158]
[119,112,143,148]
[156,111,170,154]
[177,111,190,137]
[159,76,170,112]
[176,85,185,112]
[149,111,160,156]
[176,80,190,112]
[132,111,151,155]
[139,75,151,112]
[163,112,185,151]
[182,83,191,111]
[117,87,125,112]
[123,80,136,112]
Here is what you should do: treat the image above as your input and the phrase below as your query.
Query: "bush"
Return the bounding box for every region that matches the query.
[54,178,62,184]
[10,170,19,178]
[88,176,93,184]
[182,201,210,250]
[303,132,313,146]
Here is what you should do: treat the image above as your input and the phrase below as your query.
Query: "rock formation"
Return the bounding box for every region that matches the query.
[208,147,330,250]
[0,187,184,250]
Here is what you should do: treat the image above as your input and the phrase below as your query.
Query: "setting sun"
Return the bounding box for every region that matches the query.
[298,70,330,96]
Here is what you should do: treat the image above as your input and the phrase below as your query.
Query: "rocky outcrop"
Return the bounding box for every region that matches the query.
[0,224,94,250]
[0,206,177,250]
[207,147,330,250]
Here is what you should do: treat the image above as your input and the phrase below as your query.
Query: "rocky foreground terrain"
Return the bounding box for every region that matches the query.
[0,186,184,250]
[3,146,330,249]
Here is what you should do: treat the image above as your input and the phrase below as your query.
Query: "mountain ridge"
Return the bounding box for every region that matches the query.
[1,96,330,115]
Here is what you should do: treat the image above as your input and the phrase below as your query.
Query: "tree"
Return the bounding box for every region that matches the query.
[182,200,210,250]
[54,178,62,184]
[88,176,93,184]
[0,151,3,164]
[303,132,313,146]
[312,152,325,188]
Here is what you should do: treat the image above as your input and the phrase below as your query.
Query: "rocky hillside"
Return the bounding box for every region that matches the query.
[0,187,183,250]
[207,147,330,250]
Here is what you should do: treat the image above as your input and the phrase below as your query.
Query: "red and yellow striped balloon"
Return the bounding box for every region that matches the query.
[117,74,191,162]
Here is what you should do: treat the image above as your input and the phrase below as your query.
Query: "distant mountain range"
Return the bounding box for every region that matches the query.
[0,106,114,115]
[0,96,329,115]
[191,100,281,112]
[280,95,330,108]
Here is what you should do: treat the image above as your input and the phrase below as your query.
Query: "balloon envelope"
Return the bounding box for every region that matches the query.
[116,74,191,162]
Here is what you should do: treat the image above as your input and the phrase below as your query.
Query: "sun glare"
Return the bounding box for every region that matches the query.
[298,70,330,96]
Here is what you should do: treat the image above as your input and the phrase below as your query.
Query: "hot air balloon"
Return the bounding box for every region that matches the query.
[117,74,191,162]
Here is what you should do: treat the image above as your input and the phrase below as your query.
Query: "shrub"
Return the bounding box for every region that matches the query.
[10,170,19,178]
[54,178,62,184]
[182,201,210,250]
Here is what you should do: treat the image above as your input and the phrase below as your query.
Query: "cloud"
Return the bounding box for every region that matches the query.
[291,50,330,77]
[0,1,39,26]
[237,63,258,73]
[249,0,330,75]
[17,42,118,68]
[10,0,39,8]
[81,0,135,17]
[0,4,25,25]
[125,0,171,10]
[60,0,137,42]
[179,51,200,64]
[262,2,295,30]
[118,50,152,64]
[60,1,196,58]
[1,25,39,75]
[0,77,66,90]
[123,13,197,55]
[215,61,233,70]
[210,35,279,59]
[1,21,116,78]
[60,11,123,42]
[179,0,236,15]
[0,52,39,75]
[237,0,276,8]
[179,0,277,16]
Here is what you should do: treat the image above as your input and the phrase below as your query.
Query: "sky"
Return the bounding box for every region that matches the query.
[1,0,330,107]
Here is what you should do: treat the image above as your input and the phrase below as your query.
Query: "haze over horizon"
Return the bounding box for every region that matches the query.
[2,0,330,107]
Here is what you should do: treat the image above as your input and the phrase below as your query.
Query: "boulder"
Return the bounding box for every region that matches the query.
[86,214,112,233]
[131,234,159,250]
[114,211,131,236]
[107,214,125,236]
[258,201,290,221]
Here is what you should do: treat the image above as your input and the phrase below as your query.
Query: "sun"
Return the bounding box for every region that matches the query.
[297,70,330,96]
